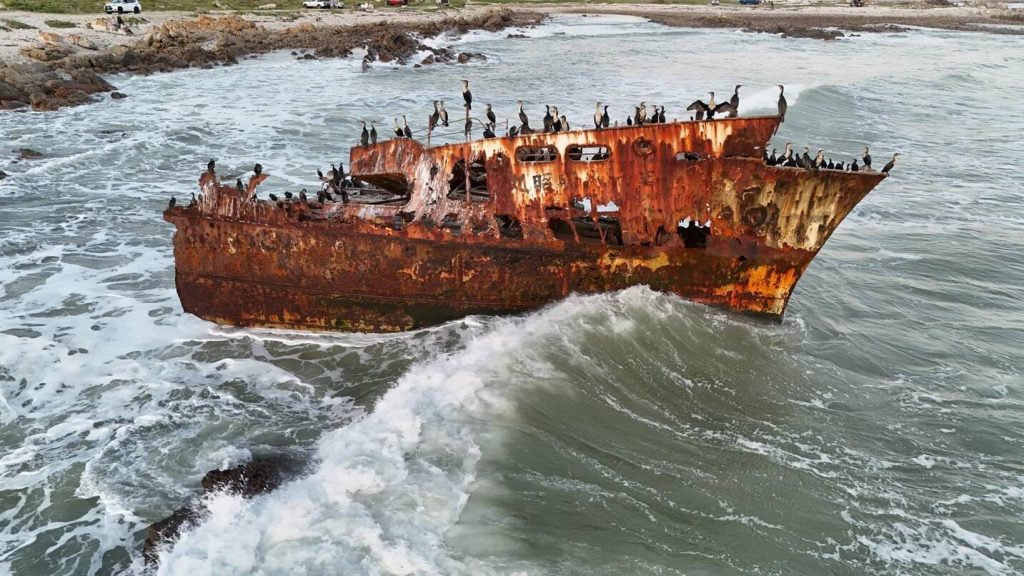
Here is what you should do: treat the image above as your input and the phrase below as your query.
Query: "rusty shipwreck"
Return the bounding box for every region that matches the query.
[163,115,887,332]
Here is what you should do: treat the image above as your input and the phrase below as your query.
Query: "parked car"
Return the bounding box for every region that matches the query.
[302,0,334,8]
[738,0,760,4]
[387,0,408,5]
[104,0,141,13]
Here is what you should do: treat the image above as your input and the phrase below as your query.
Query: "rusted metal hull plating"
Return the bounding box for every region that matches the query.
[165,116,887,332]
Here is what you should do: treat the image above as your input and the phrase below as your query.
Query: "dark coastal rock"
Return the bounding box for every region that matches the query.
[506,33,527,39]
[15,148,44,160]
[142,458,288,566]
[0,170,8,180]
[457,51,486,64]
[110,91,128,100]
[2,9,541,112]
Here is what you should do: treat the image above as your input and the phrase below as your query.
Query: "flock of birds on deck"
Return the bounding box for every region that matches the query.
[765,144,900,174]
[167,82,901,210]
[355,80,766,146]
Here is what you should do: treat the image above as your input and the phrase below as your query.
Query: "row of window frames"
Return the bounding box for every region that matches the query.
[515,146,703,163]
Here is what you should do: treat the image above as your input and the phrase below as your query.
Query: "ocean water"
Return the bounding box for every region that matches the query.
[1,14,1023,576]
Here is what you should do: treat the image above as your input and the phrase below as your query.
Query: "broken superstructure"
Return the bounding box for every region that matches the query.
[164,115,887,332]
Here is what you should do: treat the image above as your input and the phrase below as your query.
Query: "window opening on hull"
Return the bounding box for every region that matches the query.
[567,145,611,162]
[515,146,559,163]
[496,215,523,239]
[574,217,622,245]
[448,153,488,200]
[633,138,654,157]
[677,217,711,248]
[676,151,703,162]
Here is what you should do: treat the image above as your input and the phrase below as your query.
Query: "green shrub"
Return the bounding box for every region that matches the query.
[45,19,78,27]
[0,18,36,29]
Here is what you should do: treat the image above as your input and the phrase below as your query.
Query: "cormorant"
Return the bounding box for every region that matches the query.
[814,149,825,169]
[402,115,413,138]
[464,109,473,139]
[461,79,472,110]
[439,100,449,127]
[594,101,603,129]
[730,85,741,112]
[850,158,859,172]
[393,118,403,138]
[168,196,176,208]
[882,153,900,174]
[189,192,197,207]
[626,115,633,126]
[777,85,787,121]
[543,105,554,132]
[827,158,834,170]
[508,125,519,137]
[486,104,496,126]
[835,161,844,171]
[801,147,814,169]
[269,193,279,201]
[429,101,440,132]
[638,102,648,125]
[559,115,569,131]
[768,148,777,165]
[284,191,293,199]
[483,123,495,138]
[862,147,872,170]
[601,105,610,128]
[370,121,377,145]
[688,93,735,120]
[236,178,244,192]
[658,106,666,123]
[518,100,530,131]
[317,168,324,180]
[254,163,263,176]
[330,164,339,183]
[552,107,562,132]
[207,159,215,173]
[360,121,369,147]
[299,189,307,203]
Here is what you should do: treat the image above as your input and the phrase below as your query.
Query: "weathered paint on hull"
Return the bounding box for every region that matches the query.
[165,116,887,332]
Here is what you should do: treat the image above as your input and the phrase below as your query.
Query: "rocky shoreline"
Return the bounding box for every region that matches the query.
[0,8,541,111]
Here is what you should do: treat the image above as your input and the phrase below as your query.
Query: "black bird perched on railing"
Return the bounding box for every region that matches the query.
[730,85,741,113]
[777,85,787,122]
[284,191,293,200]
[801,147,814,169]
[429,101,440,132]
[658,106,666,123]
[767,148,777,165]
[402,115,413,138]
[168,196,176,208]
[464,109,473,139]
[560,115,569,131]
[601,105,610,128]
[299,189,307,203]
[370,122,377,145]
[483,123,496,138]
[517,100,530,132]
[626,115,633,126]
[594,102,603,129]
[360,121,369,147]
[207,159,215,173]
[862,147,872,170]
[827,158,834,170]
[317,168,324,180]
[552,107,562,132]
[461,80,472,110]
[439,101,449,127]
[850,158,859,172]
[393,118,404,138]
[882,153,900,173]
[269,193,278,202]
[254,163,263,176]
[486,104,496,127]
[543,105,554,132]
[236,178,244,193]
[188,192,197,207]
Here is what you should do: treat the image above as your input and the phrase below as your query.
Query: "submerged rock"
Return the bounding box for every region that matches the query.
[141,458,288,566]
[16,148,44,160]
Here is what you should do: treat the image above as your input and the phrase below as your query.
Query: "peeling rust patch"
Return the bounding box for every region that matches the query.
[165,115,887,332]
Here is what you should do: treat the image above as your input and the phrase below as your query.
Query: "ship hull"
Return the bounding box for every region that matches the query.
[168,207,818,333]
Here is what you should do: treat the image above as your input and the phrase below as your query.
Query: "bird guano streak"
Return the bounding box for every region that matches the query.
[164,115,887,333]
